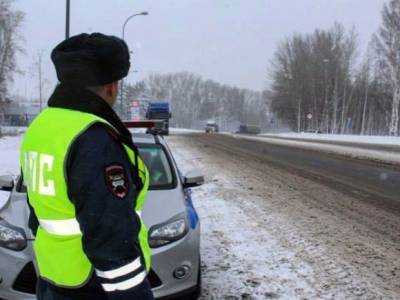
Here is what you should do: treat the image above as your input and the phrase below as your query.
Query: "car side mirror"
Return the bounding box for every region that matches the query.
[0,175,14,191]
[183,169,204,188]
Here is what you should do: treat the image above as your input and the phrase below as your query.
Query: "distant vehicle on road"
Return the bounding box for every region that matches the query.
[304,129,323,134]
[146,101,171,135]
[0,131,203,300]
[205,121,219,133]
[237,124,261,135]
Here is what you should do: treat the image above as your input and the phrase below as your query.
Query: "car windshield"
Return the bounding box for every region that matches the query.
[137,144,174,190]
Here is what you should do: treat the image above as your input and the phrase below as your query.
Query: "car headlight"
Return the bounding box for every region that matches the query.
[0,218,27,251]
[148,213,188,248]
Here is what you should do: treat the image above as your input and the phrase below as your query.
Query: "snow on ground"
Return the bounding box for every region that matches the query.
[191,179,317,299]
[225,133,400,166]
[169,137,326,299]
[262,132,400,146]
[170,127,202,134]
[0,126,27,136]
[0,135,22,177]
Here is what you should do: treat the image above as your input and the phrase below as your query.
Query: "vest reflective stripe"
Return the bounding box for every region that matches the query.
[102,270,146,292]
[39,218,82,236]
[95,257,141,279]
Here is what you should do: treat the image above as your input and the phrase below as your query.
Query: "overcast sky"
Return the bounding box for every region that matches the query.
[12,0,385,99]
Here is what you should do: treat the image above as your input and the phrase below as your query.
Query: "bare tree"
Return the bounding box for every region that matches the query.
[374,0,400,136]
[125,72,267,130]
[360,48,373,135]
[0,0,24,104]
[338,27,358,134]
[269,23,358,133]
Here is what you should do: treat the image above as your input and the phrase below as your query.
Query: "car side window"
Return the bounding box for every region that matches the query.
[138,145,175,189]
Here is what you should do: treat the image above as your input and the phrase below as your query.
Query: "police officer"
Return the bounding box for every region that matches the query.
[20,33,154,300]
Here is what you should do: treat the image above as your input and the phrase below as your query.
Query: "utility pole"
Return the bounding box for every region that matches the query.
[37,53,43,112]
[66,0,70,39]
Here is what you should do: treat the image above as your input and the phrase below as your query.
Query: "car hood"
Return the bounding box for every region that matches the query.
[0,191,10,211]
[141,188,186,229]
[0,191,33,239]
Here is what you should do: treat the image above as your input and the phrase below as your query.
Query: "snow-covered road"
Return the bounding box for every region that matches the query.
[167,134,400,299]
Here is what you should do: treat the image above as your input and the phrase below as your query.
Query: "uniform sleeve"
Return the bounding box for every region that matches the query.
[27,198,39,236]
[66,124,153,300]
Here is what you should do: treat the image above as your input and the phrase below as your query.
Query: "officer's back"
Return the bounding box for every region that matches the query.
[20,33,154,300]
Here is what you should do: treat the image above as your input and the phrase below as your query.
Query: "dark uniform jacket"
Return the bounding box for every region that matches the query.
[30,84,154,300]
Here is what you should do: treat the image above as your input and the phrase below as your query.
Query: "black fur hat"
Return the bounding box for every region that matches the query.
[51,33,130,86]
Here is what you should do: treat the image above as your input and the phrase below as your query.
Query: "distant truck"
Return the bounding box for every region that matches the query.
[205,121,219,133]
[146,101,171,135]
[237,124,261,135]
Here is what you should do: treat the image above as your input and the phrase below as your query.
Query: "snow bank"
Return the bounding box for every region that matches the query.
[261,132,400,146]
[227,133,400,166]
[0,136,22,177]
[0,126,27,136]
[170,127,202,134]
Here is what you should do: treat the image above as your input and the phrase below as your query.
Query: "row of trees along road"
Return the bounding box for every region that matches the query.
[0,0,23,106]
[270,0,400,136]
[124,72,270,130]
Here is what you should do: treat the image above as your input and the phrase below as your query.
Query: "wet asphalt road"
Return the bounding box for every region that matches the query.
[189,133,400,201]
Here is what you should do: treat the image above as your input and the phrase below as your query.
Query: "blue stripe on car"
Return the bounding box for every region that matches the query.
[185,190,198,229]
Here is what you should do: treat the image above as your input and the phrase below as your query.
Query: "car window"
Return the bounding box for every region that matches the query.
[138,144,175,190]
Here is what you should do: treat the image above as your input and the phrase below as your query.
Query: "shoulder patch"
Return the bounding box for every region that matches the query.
[105,164,129,199]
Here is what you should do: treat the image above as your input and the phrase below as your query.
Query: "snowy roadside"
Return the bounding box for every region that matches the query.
[0,135,22,177]
[0,126,27,137]
[170,127,202,134]
[224,133,400,166]
[170,140,317,299]
[167,134,400,300]
[260,132,400,146]
[191,179,317,300]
